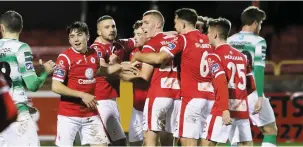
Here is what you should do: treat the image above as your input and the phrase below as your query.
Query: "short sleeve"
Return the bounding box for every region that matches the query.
[254,39,267,67]
[52,54,70,82]
[160,35,185,57]
[16,44,36,77]
[206,53,225,78]
[142,43,156,53]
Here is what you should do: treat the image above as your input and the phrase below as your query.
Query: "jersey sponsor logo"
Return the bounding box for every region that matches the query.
[25,62,34,71]
[211,63,219,74]
[160,77,180,89]
[85,68,94,79]
[198,82,214,92]
[229,99,247,112]
[54,67,65,77]
[91,57,96,63]
[78,78,96,84]
[167,42,176,50]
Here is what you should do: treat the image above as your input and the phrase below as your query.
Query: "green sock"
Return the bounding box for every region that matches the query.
[263,135,277,145]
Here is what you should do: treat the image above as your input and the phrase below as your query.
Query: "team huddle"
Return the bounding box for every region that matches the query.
[0,5,278,147]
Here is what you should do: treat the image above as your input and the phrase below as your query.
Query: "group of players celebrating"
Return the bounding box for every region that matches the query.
[0,5,278,147]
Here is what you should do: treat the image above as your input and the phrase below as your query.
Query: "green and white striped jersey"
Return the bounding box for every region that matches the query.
[227,31,267,68]
[0,38,36,104]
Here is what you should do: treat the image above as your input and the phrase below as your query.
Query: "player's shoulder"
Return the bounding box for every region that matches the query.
[1,39,29,51]
[228,32,264,44]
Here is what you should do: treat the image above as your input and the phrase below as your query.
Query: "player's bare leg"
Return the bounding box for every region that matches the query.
[180,137,198,146]
[159,131,174,146]
[144,130,159,146]
[201,139,217,146]
[259,122,278,147]
[238,141,253,146]
[90,143,108,147]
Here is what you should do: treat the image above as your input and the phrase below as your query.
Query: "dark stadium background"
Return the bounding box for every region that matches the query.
[0,1,303,146]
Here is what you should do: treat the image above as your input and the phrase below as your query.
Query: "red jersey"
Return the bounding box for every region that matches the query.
[0,73,17,131]
[53,47,99,117]
[90,39,135,100]
[129,48,148,111]
[112,38,135,62]
[206,44,253,119]
[142,32,180,99]
[162,30,214,99]
[90,42,119,100]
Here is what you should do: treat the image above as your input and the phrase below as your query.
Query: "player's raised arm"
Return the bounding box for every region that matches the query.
[253,40,267,98]
[120,62,153,82]
[16,44,55,92]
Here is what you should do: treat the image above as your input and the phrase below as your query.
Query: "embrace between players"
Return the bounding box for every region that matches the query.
[0,5,278,147]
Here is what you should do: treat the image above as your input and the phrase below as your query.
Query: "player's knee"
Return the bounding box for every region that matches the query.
[261,122,278,135]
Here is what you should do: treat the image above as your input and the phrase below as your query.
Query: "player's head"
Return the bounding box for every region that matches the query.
[196,16,210,34]
[241,6,266,35]
[0,10,23,35]
[174,8,198,34]
[97,15,117,42]
[142,10,164,38]
[67,21,90,52]
[207,17,231,45]
[133,20,147,48]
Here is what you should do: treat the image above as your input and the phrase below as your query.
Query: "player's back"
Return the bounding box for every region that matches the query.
[227,32,266,68]
[214,44,249,100]
[0,39,31,103]
[142,32,180,99]
[180,30,214,99]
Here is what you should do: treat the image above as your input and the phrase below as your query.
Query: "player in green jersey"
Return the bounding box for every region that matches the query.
[227,6,277,147]
[0,10,55,146]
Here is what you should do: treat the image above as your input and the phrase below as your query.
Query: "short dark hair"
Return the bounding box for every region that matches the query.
[175,8,198,25]
[0,10,23,33]
[97,15,113,24]
[133,20,143,30]
[197,16,211,33]
[207,17,231,40]
[241,6,266,26]
[143,10,164,28]
[66,21,89,35]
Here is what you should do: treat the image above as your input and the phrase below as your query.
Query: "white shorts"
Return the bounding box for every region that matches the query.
[174,98,214,139]
[0,134,7,147]
[128,108,144,142]
[97,98,126,142]
[143,97,177,133]
[202,115,252,144]
[248,91,276,127]
[55,115,109,147]
[2,111,40,146]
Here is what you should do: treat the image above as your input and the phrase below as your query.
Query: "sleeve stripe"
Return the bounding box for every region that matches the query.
[160,46,174,57]
[180,35,187,50]
[215,71,225,78]
[58,54,71,69]
[143,45,155,51]
[52,77,64,82]
[0,86,10,94]
[208,53,221,62]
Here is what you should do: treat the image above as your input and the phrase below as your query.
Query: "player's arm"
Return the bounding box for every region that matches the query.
[132,37,184,64]
[120,62,153,82]
[253,40,267,98]
[17,44,55,92]
[96,58,122,76]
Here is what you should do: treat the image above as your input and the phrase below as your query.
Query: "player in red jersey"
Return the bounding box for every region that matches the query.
[126,10,180,146]
[119,20,149,146]
[0,73,17,132]
[131,8,216,146]
[90,15,138,146]
[52,21,109,146]
[201,18,255,146]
